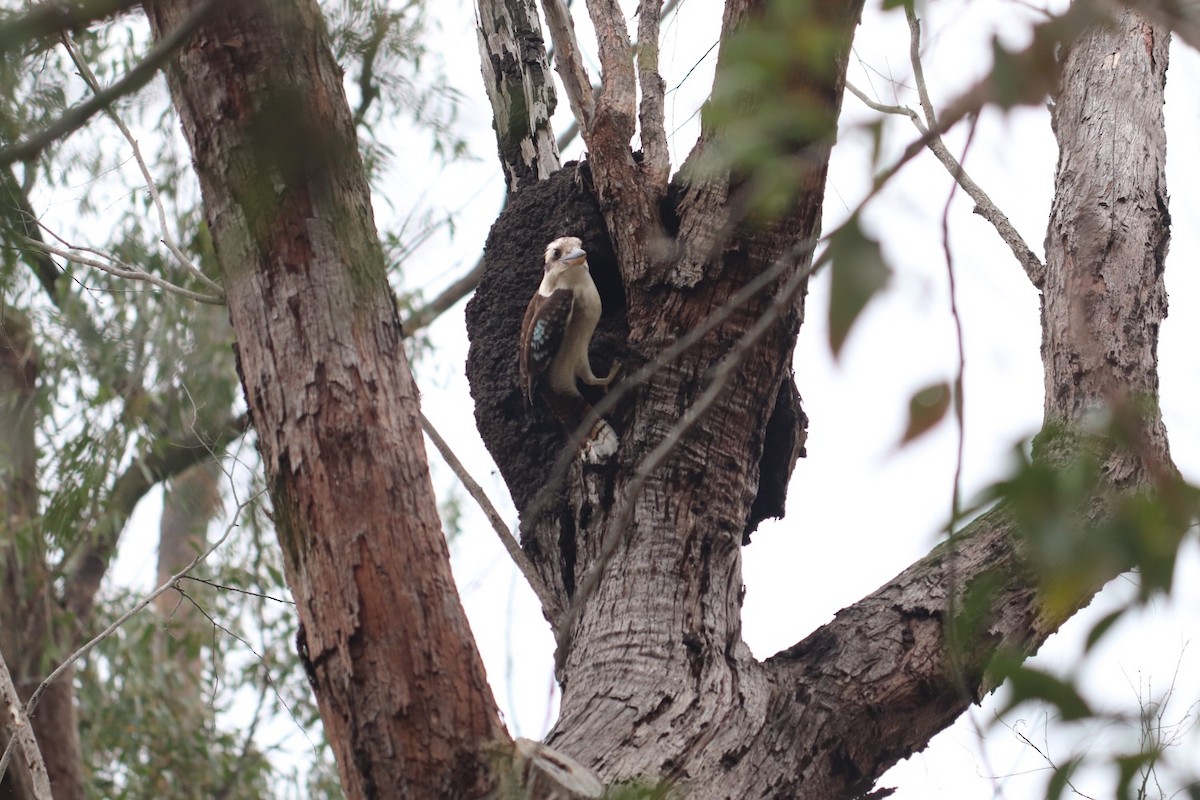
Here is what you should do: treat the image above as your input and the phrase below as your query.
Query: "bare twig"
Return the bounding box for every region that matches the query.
[906,7,939,130]
[845,76,1045,287]
[173,586,318,752]
[0,0,218,167]
[0,650,51,800]
[420,411,564,622]
[0,489,263,781]
[20,234,225,304]
[540,0,595,129]
[60,31,223,295]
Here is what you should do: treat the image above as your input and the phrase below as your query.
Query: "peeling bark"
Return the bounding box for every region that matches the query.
[475,0,562,191]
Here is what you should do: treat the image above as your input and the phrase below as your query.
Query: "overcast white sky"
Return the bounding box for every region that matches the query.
[106,0,1200,795]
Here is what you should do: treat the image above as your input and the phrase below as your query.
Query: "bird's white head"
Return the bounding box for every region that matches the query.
[544,236,587,271]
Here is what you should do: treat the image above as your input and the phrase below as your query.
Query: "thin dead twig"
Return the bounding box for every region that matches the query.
[21,234,225,304]
[61,32,223,295]
[420,411,564,623]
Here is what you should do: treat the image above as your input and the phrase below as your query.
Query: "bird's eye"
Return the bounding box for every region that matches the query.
[551,248,562,260]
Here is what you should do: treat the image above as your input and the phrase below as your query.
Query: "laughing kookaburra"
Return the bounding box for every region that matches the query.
[519,236,619,463]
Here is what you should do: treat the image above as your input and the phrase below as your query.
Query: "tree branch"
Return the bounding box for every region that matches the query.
[584,0,637,144]
[474,0,561,190]
[60,31,224,295]
[636,0,669,188]
[540,0,595,130]
[20,234,225,304]
[0,0,218,167]
[401,258,485,336]
[755,506,1042,797]
[843,6,1046,288]
[0,0,139,57]
[0,165,60,299]
[419,411,564,622]
[351,9,390,128]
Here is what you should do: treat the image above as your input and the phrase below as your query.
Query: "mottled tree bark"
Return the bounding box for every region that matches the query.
[467,2,1177,799]
[143,1,507,797]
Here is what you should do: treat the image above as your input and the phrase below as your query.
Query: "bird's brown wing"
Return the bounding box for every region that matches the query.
[519,288,574,403]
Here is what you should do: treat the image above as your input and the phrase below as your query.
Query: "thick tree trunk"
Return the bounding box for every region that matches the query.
[0,313,86,800]
[144,1,507,796]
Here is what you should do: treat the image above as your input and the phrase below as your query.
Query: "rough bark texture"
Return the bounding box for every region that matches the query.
[143,1,507,797]
[0,313,86,800]
[1044,10,1171,447]
[466,1,1176,798]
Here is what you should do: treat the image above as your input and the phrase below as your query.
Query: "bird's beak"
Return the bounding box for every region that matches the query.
[561,247,587,265]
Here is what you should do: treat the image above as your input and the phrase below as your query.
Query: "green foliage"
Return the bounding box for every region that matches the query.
[967,403,1200,800]
[76,488,333,797]
[821,215,892,358]
[698,0,848,219]
[988,412,1198,623]
[994,658,1094,721]
[324,0,468,176]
